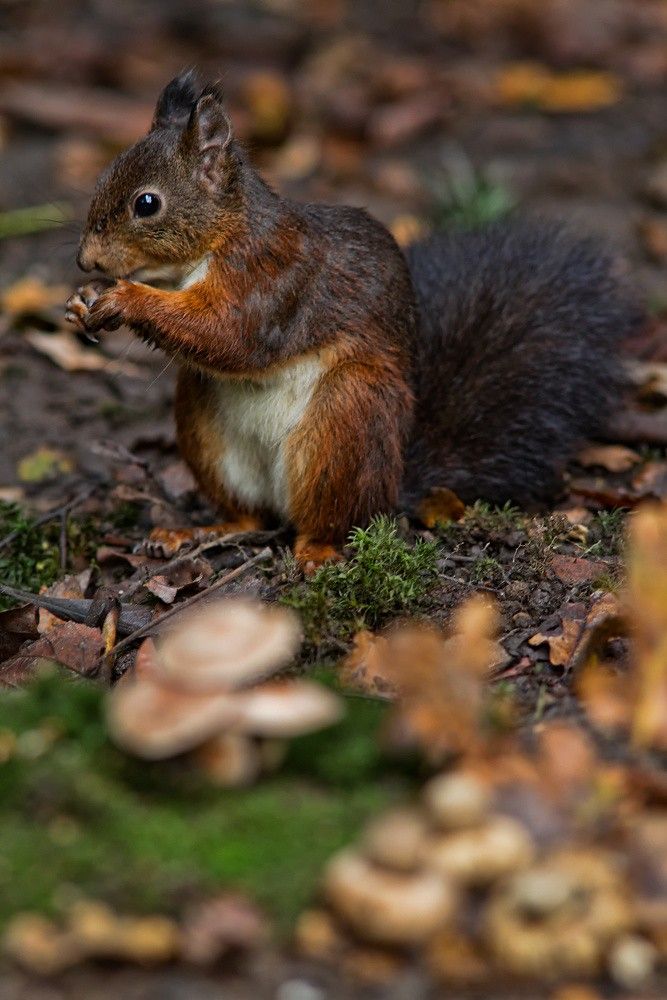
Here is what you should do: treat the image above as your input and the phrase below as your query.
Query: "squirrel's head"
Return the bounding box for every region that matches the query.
[77,72,241,278]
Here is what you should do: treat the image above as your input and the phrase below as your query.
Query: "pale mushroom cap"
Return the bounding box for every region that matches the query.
[107,646,242,759]
[422,771,491,830]
[324,849,456,945]
[232,679,344,737]
[362,808,429,873]
[156,599,301,692]
[423,815,534,885]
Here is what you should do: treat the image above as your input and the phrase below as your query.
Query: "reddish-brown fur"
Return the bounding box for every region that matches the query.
[67,73,639,570]
[66,73,417,569]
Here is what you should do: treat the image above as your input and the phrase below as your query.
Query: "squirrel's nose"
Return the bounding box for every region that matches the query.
[77,248,95,272]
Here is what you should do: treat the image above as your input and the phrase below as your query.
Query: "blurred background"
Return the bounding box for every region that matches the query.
[0,0,666,493]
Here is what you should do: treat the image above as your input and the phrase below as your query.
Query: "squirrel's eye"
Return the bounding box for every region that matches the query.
[134,192,161,218]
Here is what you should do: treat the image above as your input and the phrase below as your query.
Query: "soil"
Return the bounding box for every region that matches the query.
[1,0,666,996]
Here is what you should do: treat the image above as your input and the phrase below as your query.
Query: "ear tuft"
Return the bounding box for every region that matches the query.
[153,70,200,128]
[186,86,233,192]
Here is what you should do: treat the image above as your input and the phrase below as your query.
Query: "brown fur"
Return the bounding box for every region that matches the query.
[67,72,638,571]
[67,74,416,569]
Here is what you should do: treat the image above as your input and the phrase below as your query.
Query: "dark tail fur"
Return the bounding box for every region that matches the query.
[402,219,643,508]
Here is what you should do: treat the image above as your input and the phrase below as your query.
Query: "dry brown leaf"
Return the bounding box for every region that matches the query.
[416,486,466,528]
[550,554,608,586]
[497,63,621,113]
[577,661,631,732]
[529,618,584,668]
[576,445,641,474]
[1,277,69,317]
[539,71,621,112]
[627,505,667,750]
[340,631,397,699]
[37,570,92,634]
[0,621,104,687]
[26,331,143,376]
[144,557,213,605]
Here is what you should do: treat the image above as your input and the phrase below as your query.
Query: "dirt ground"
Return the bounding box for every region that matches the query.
[1,1,667,997]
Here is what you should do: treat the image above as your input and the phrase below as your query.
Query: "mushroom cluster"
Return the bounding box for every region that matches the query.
[107,599,343,784]
[298,755,666,991]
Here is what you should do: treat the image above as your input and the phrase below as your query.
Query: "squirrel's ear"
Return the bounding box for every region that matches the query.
[186,88,233,193]
[153,70,199,129]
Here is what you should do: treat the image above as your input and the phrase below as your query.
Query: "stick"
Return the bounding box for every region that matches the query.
[107,546,273,659]
[120,530,280,600]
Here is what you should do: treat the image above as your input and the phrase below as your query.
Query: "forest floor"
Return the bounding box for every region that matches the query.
[1,1,667,997]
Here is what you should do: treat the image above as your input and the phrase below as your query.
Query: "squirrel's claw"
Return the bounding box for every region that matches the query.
[65,280,123,334]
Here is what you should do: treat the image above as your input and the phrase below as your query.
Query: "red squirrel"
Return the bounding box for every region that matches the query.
[66,72,641,572]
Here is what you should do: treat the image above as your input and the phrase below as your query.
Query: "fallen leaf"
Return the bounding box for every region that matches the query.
[1,277,69,318]
[0,621,104,687]
[539,71,621,112]
[26,331,143,376]
[627,359,667,404]
[389,213,429,247]
[497,63,621,113]
[416,486,466,528]
[627,506,667,750]
[242,71,292,143]
[576,445,641,473]
[550,554,608,586]
[0,81,152,144]
[17,446,73,483]
[577,661,631,732]
[340,631,397,699]
[631,461,667,501]
[157,461,197,502]
[37,570,92,634]
[0,603,39,662]
[529,618,584,667]
[144,557,213,605]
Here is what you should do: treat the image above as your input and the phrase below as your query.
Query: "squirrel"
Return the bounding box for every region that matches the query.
[65,71,642,572]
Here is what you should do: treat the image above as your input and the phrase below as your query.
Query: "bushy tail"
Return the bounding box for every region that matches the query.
[402,219,643,508]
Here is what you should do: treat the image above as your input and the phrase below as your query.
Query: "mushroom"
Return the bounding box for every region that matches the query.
[193,732,262,787]
[107,639,242,760]
[232,679,344,738]
[422,771,491,831]
[4,913,83,976]
[67,900,179,964]
[156,599,301,691]
[323,849,456,945]
[484,850,633,979]
[106,600,343,769]
[361,808,430,873]
[608,934,657,990]
[422,815,534,886]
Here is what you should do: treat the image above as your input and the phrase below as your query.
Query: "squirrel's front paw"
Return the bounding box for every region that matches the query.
[65,280,128,335]
[65,281,110,340]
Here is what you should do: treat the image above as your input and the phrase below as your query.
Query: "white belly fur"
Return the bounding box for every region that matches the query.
[211,355,323,516]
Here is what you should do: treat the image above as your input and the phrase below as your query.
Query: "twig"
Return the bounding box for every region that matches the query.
[121,529,281,600]
[0,487,95,553]
[106,546,273,661]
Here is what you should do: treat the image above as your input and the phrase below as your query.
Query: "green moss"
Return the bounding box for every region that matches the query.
[282,517,439,649]
[0,502,95,610]
[0,670,407,932]
[469,554,502,585]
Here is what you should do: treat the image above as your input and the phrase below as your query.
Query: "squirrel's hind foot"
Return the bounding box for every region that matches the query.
[141,517,264,559]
